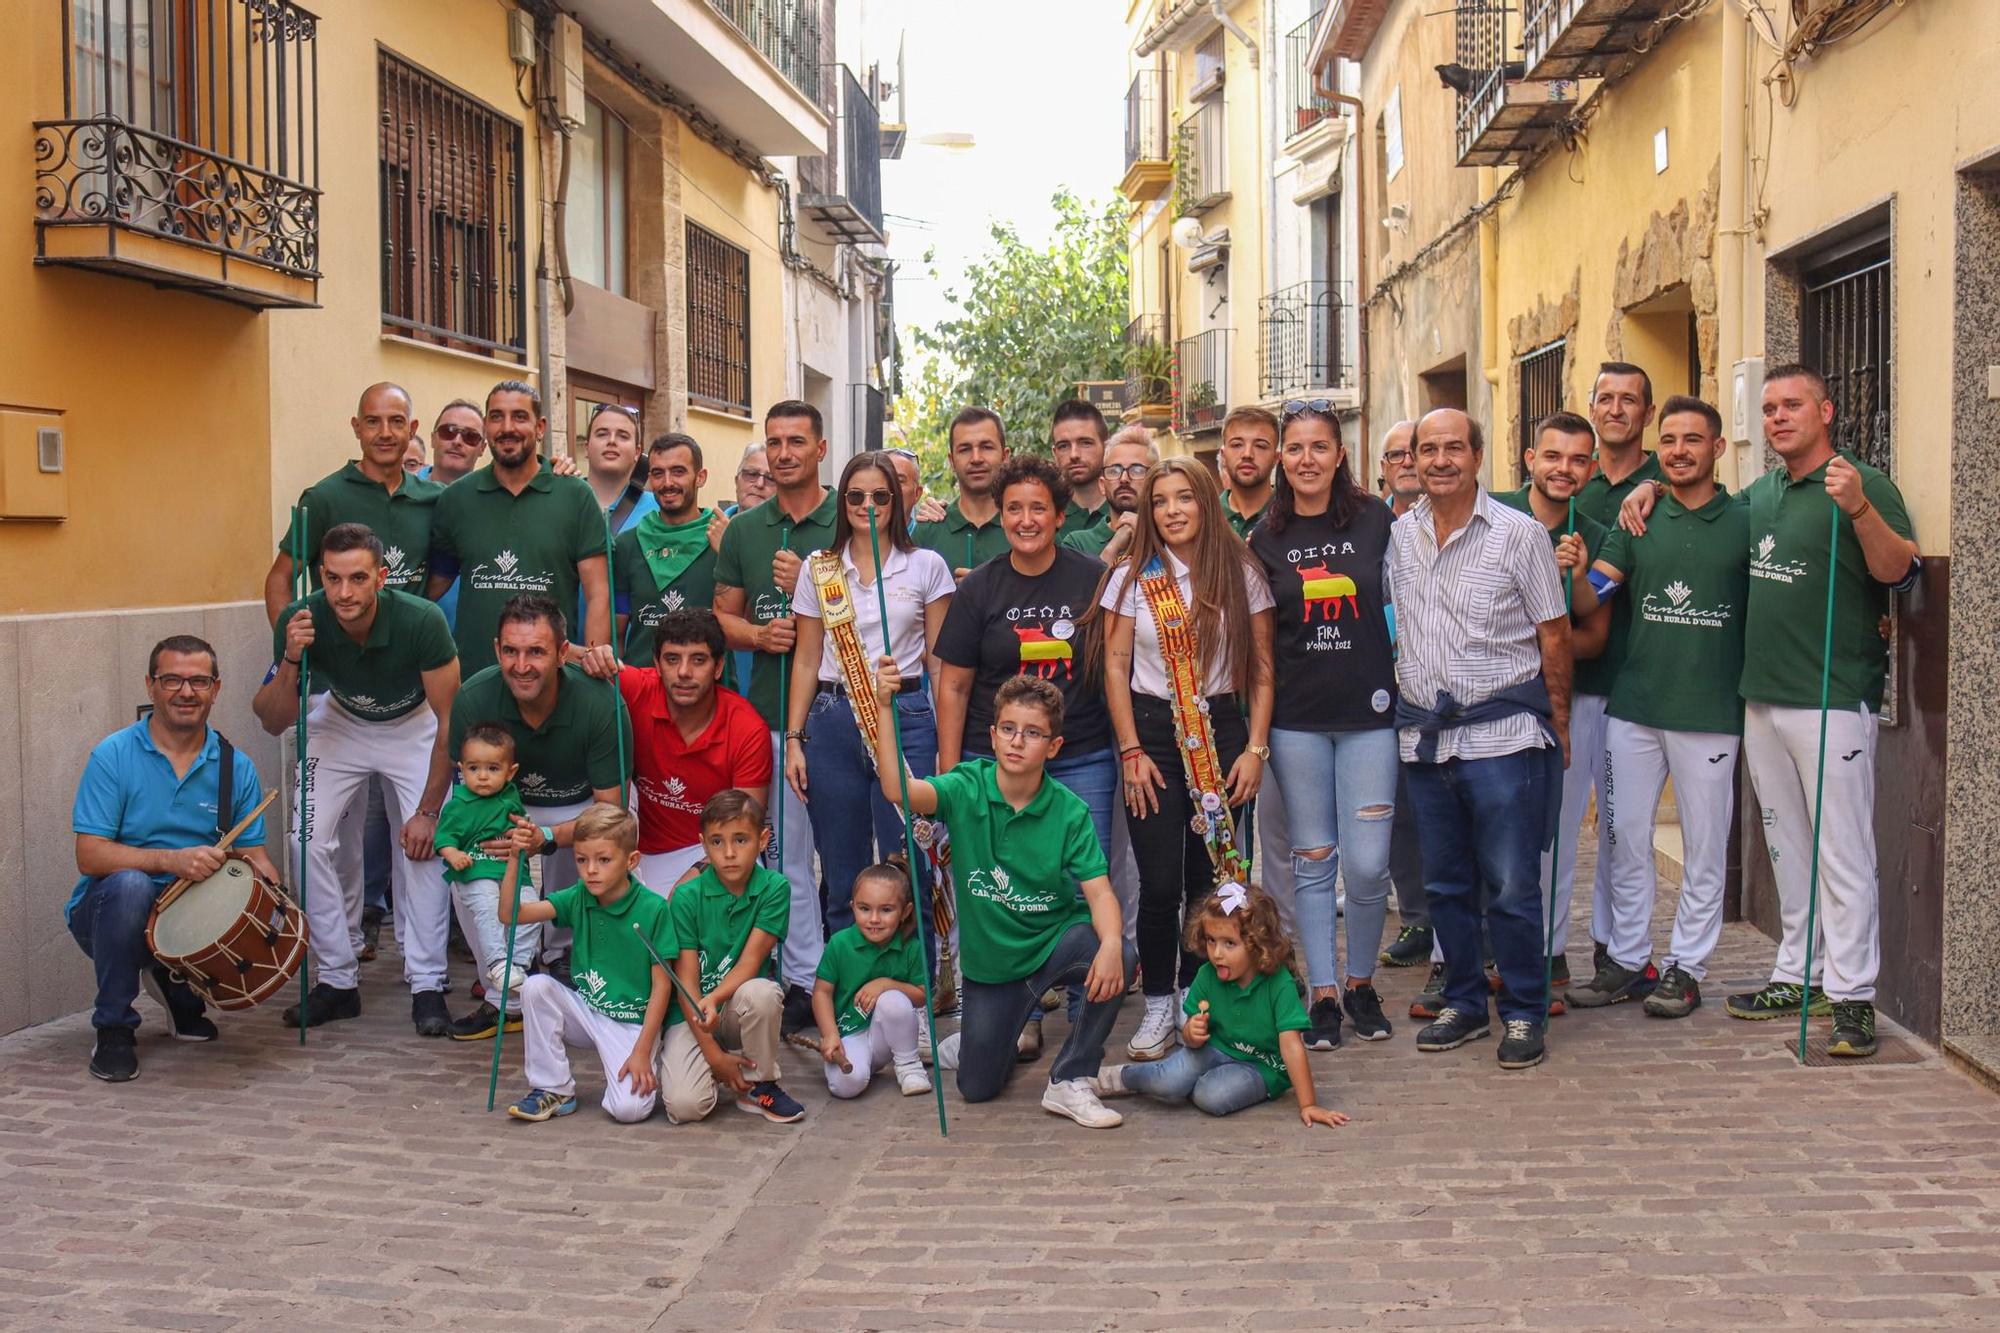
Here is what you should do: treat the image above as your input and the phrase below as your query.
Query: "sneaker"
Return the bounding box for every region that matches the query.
[736,1081,806,1123]
[1380,922,1433,968]
[88,1027,138,1082]
[1038,987,1062,1013]
[1126,998,1177,1061]
[1410,962,1448,1020]
[412,990,451,1037]
[1344,983,1392,1041]
[1089,1064,1131,1098]
[1569,959,1652,1009]
[141,965,218,1042]
[1593,939,1609,974]
[506,1088,577,1122]
[1016,1017,1044,1063]
[1041,1077,1123,1128]
[1497,1018,1546,1069]
[359,905,383,962]
[1547,953,1570,989]
[542,954,574,989]
[1546,991,1567,1019]
[1827,1001,1878,1058]
[1724,980,1831,1021]
[780,984,817,1049]
[1643,966,1702,1018]
[1416,1006,1491,1052]
[281,982,360,1029]
[447,1001,522,1041]
[935,1030,961,1071]
[1305,996,1343,1050]
[895,1061,933,1096]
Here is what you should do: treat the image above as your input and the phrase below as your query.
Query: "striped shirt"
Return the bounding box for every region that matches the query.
[1386,489,1566,763]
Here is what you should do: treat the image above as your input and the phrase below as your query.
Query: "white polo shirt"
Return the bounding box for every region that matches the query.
[1100,549,1275,700]
[792,543,956,681]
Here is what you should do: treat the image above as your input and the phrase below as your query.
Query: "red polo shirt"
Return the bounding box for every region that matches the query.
[618,666,773,853]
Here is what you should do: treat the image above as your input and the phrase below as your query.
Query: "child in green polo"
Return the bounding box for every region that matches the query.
[658,790,805,1125]
[435,723,534,1039]
[813,860,931,1099]
[870,665,1133,1130]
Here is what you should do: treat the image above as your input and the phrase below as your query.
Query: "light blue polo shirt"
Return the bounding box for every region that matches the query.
[68,721,269,921]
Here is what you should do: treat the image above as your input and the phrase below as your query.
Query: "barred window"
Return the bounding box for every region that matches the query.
[1801,234,1892,471]
[687,222,751,417]
[378,50,526,362]
[1517,338,1566,454]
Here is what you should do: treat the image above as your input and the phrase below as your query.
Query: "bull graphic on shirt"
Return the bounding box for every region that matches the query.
[1296,561,1360,622]
[1013,624,1074,680]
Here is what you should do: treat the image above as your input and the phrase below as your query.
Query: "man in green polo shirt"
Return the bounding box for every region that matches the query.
[1052,400,1111,536]
[425,380,609,678]
[1220,405,1279,537]
[616,433,726,666]
[253,523,461,1036]
[914,406,1010,578]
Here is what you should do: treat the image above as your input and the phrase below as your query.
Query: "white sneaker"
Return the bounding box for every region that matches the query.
[895,1060,932,1096]
[1042,1078,1122,1128]
[1089,1064,1131,1098]
[935,1030,961,1071]
[917,1009,934,1066]
[1127,999,1177,1061]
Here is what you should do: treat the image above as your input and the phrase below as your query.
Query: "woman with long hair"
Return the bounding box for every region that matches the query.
[1248,402,1400,1051]
[1101,457,1274,1062]
[785,453,955,935]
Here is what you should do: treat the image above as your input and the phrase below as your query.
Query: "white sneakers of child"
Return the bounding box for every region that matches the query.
[1126,996,1177,1061]
[1042,1078,1122,1128]
[895,1058,932,1096]
[934,1030,961,1071]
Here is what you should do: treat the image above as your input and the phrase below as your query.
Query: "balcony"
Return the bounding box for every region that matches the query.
[1174,328,1229,435]
[1175,101,1229,215]
[1121,70,1173,203]
[1258,281,1351,400]
[33,0,321,308]
[1284,10,1339,147]
[849,382,885,455]
[1453,0,1575,167]
[1523,0,1680,81]
[1320,0,1394,61]
[799,66,884,244]
[1124,314,1173,424]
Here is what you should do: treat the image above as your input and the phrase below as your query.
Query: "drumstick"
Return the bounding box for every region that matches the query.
[630,922,708,1023]
[150,789,281,916]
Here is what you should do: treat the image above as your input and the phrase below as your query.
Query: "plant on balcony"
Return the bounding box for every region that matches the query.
[1132,340,1176,404]
[1170,124,1199,222]
[1185,380,1218,411]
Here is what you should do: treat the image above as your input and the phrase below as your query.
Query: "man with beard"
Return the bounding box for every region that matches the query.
[426,381,610,678]
[614,434,727,665]
[1052,400,1111,536]
[1061,426,1153,562]
[1220,406,1280,537]
[914,407,1011,579]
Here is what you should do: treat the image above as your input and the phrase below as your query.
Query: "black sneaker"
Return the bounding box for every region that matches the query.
[1547,953,1570,989]
[1410,962,1448,1020]
[282,982,360,1029]
[1569,959,1651,1009]
[1379,923,1433,968]
[1305,997,1343,1050]
[781,983,817,1049]
[1724,980,1831,1021]
[1344,983,1392,1041]
[736,1081,806,1123]
[1593,940,1609,973]
[1497,1018,1546,1069]
[1827,1001,1877,1058]
[412,990,451,1037]
[1643,965,1702,1018]
[1416,1006,1490,1052]
[359,904,383,962]
[89,1027,138,1082]
[141,965,218,1042]
[448,1001,523,1041]
[542,954,574,989]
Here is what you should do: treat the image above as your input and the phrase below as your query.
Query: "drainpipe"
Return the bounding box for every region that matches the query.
[1478,163,1502,483]
[1717,3,1748,488]
[1316,59,1368,454]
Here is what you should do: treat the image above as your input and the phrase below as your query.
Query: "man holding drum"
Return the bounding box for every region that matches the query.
[70,635,281,1082]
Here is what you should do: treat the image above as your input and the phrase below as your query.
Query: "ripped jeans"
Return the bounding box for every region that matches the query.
[1266,726,1400,989]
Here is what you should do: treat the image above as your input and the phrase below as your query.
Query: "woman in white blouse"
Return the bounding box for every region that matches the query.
[785,452,955,936]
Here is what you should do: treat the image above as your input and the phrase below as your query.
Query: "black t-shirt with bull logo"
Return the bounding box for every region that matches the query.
[934,546,1113,760]
[1249,501,1397,734]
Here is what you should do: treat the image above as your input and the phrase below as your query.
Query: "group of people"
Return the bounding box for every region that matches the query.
[65,357,1916,1135]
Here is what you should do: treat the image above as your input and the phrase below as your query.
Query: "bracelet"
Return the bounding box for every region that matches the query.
[784,729,807,741]
[1850,499,1873,522]
[284,655,302,667]
[416,808,440,819]
[1119,744,1144,756]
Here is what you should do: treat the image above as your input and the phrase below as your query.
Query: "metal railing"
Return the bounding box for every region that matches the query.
[1803,248,1892,471]
[1177,100,1229,211]
[687,221,752,416]
[704,0,826,107]
[1125,69,1166,171]
[1452,0,1509,164]
[799,64,883,242]
[1174,328,1229,434]
[1258,281,1349,399]
[1124,313,1172,409]
[1286,8,1335,140]
[1517,339,1566,453]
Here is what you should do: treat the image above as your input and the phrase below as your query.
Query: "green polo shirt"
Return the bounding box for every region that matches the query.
[547,878,679,1023]
[432,782,532,884]
[913,499,1009,576]
[274,588,455,721]
[668,864,791,994]
[1574,451,1664,530]
[280,462,442,593]
[1564,458,1662,698]
[1596,489,1750,735]
[1492,486,1611,562]
[1059,520,1115,558]
[815,924,927,1036]
[713,488,839,726]
[1222,491,1270,539]
[927,758,1106,985]
[447,664,629,807]
[1184,962,1310,1098]
[1738,451,1914,712]
[1060,494,1110,537]
[428,461,606,677]
[613,525,721,666]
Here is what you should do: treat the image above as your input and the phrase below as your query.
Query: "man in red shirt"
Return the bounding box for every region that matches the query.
[580,609,771,891]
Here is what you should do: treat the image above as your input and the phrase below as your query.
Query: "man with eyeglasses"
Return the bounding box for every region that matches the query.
[883,447,925,531]
[69,634,282,1082]
[1061,426,1154,562]
[1051,400,1112,536]
[727,445,776,517]
[1378,419,1422,518]
[1221,406,1282,537]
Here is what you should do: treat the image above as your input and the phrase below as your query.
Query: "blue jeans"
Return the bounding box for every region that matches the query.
[1122,1041,1272,1116]
[67,870,187,1031]
[958,923,1136,1101]
[802,687,937,937]
[1267,726,1400,989]
[1403,749,1550,1022]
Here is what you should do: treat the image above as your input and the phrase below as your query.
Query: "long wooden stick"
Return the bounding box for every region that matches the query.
[151,788,281,915]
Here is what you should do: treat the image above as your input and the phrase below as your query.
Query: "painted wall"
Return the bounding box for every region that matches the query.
[683,128,784,483]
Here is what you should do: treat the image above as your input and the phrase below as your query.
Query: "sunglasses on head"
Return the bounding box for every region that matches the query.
[882,447,920,464]
[844,488,895,509]
[434,423,484,445]
[1282,398,1337,419]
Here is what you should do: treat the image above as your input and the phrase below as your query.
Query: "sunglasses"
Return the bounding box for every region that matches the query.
[882,447,920,463]
[434,423,484,445]
[1282,398,1337,419]
[844,488,895,509]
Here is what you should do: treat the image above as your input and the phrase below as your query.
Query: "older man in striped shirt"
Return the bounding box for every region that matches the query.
[1387,408,1573,1071]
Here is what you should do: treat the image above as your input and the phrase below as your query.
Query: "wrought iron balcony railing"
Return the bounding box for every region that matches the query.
[1522,0,1678,82]
[1286,9,1336,141]
[1174,328,1229,435]
[1176,101,1229,213]
[799,65,884,243]
[1125,69,1167,172]
[1124,313,1173,411]
[1258,281,1350,399]
[705,0,827,108]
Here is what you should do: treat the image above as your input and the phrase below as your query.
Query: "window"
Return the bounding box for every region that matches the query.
[687,222,751,417]
[1518,339,1566,456]
[378,49,527,362]
[1383,85,1405,182]
[1192,32,1226,100]
[570,97,628,296]
[70,0,182,133]
[1801,233,1892,471]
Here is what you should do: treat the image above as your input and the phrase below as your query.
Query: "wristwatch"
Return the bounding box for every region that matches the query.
[538,824,557,856]
[784,729,808,742]
[1247,744,1271,761]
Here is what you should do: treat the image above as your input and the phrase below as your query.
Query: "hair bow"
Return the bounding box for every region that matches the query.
[1216,881,1248,915]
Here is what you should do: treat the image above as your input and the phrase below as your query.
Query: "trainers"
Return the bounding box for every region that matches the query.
[359,904,383,962]
[895,1061,932,1096]
[1344,983,1392,1041]
[1410,962,1448,1020]
[1724,980,1831,1021]
[141,965,218,1042]
[934,1030,961,1071]
[1643,965,1703,1018]
[1380,922,1433,968]
[1039,986,1062,1013]
[1569,959,1652,1009]
[412,990,451,1037]
[281,982,360,1029]
[447,1001,522,1041]
[1305,996,1343,1050]
[1593,939,1609,974]
[736,1081,806,1123]
[1041,1077,1122,1128]
[506,1088,577,1122]
[1497,1018,1546,1069]
[780,984,817,1049]
[1089,1064,1130,1098]
[542,954,573,989]
[1416,1006,1491,1052]
[1016,1017,1044,1063]
[1548,953,1570,989]
[1827,1001,1878,1057]
[88,1026,138,1082]
[1126,999,1177,1061]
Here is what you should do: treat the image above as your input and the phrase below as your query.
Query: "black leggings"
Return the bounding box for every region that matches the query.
[1128,693,1249,997]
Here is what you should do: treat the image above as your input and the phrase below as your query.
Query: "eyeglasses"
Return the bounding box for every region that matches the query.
[993,722,1051,744]
[153,674,217,693]
[882,447,920,464]
[1283,398,1337,419]
[737,469,774,485]
[1103,463,1151,480]
[844,488,895,509]
[434,423,484,446]
[1381,448,1413,464]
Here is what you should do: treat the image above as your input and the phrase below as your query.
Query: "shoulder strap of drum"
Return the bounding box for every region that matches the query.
[214,731,235,841]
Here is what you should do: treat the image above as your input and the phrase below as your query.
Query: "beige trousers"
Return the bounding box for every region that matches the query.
[657,976,784,1122]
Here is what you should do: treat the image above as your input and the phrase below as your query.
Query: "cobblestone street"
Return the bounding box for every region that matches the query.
[6,858,1999,1332]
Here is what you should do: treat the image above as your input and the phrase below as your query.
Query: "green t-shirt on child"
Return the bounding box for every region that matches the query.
[432,782,531,885]
[1184,962,1310,1098]
[815,925,927,1036]
[668,864,791,994]
[546,879,678,1024]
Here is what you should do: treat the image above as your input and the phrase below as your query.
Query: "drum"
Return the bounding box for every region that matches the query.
[146,859,309,1011]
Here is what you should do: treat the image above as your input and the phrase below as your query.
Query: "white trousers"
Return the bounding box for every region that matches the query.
[1548,691,1611,956]
[767,729,823,989]
[638,844,707,898]
[1744,701,1881,1002]
[1603,719,1739,977]
[450,876,539,1005]
[519,973,656,1123]
[294,698,449,992]
[823,988,923,1098]
[523,797,592,963]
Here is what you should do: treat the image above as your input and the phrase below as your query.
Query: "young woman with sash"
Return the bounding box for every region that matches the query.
[1248,401,1400,1050]
[784,453,955,936]
[1101,458,1275,1062]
